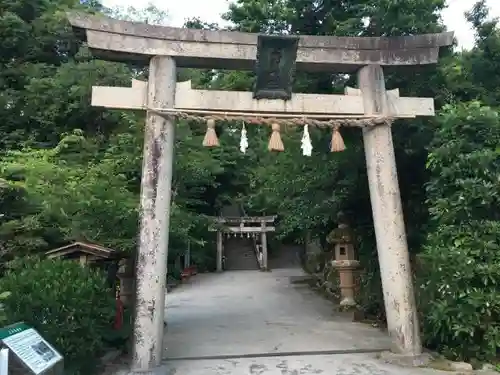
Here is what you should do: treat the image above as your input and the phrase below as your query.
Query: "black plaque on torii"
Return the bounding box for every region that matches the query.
[253,34,299,101]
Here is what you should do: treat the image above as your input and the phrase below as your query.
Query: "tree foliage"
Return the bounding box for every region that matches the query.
[0,0,226,268]
[419,102,500,361]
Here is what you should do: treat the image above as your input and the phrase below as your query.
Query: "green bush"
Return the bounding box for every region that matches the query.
[0,257,117,374]
[0,290,11,325]
[418,102,500,361]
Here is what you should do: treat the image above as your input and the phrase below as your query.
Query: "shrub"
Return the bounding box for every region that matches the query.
[0,290,11,325]
[418,102,500,361]
[0,257,117,374]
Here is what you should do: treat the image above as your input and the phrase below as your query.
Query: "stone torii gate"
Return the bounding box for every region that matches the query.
[67,12,452,373]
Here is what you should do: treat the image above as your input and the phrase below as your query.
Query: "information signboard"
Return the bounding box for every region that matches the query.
[0,323,63,375]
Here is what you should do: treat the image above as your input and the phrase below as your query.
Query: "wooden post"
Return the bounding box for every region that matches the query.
[261,220,268,271]
[185,240,191,269]
[357,65,421,356]
[117,257,136,307]
[79,254,87,266]
[216,231,223,272]
[132,56,176,371]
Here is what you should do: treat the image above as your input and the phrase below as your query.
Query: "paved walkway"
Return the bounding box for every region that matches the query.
[162,268,450,375]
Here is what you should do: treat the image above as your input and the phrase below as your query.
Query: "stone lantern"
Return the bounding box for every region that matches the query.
[327,212,359,307]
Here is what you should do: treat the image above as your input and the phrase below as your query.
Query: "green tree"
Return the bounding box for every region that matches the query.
[419,101,500,361]
[0,0,121,149]
[0,0,228,273]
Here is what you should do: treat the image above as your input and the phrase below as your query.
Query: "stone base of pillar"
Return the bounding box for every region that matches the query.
[378,351,433,367]
[339,296,356,307]
[117,363,171,375]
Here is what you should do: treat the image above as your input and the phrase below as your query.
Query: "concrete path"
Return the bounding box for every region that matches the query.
[162,268,450,375]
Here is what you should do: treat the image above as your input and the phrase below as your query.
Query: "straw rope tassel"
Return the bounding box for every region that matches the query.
[268,123,284,152]
[330,126,346,152]
[202,119,219,147]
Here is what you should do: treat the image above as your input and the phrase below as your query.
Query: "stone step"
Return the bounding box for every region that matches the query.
[224,238,259,271]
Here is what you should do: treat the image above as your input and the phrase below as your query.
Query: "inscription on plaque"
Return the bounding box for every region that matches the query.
[267,48,282,89]
[253,34,299,101]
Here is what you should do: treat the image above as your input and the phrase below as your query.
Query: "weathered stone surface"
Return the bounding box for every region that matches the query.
[253,34,298,100]
[103,268,482,375]
[447,362,473,372]
[358,65,421,356]
[378,351,433,367]
[133,55,176,371]
[91,79,435,117]
[67,12,452,49]
[66,12,453,72]
[127,269,471,375]
[479,363,496,372]
[114,363,172,375]
[164,269,390,359]
[101,349,123,364]
[475,363,499,375]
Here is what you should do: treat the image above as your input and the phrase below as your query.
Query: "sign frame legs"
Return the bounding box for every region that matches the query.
[358,65,422,356]
[0,348,7,375]
[132,56,176,371]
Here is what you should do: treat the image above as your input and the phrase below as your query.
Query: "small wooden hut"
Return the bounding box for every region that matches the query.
[45,242,128,301]
[45,241,118,265]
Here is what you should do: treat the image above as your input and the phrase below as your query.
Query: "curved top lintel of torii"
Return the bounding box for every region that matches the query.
[67,12,454,73]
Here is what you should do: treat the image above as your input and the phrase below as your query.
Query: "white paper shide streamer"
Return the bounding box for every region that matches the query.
[301,124,313,156]
[240,122,248,154]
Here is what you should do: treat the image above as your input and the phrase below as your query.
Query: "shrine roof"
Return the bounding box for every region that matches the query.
[67,12,454,73]
[45,241,118,260]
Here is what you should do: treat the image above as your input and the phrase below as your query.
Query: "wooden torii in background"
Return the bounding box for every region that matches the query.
[67,11,453,373]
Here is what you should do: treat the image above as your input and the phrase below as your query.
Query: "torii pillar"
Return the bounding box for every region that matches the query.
[358,65,421,356]
[133,56,176,370]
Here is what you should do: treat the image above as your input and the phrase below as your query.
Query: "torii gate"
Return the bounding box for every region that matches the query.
[211,215,276,271]
[67,12,452,373]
